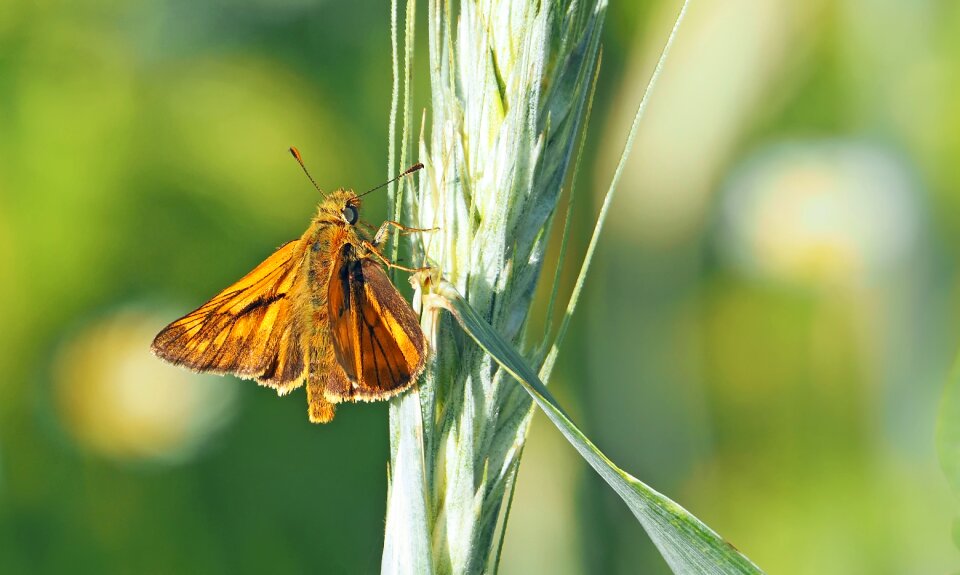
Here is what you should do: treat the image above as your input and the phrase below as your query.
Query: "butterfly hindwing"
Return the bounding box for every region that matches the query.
[327,244,426,400]
[151,239,309,392]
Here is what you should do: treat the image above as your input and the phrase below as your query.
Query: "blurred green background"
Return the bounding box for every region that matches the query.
[2,0,958,573]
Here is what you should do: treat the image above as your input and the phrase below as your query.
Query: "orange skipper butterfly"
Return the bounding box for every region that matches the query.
[152,148,429,423]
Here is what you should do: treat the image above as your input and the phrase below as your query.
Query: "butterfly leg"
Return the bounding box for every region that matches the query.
[372,221,439,247]
[362,240,431,273]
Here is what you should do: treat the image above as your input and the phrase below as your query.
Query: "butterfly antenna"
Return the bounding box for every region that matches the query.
[289,147,325,196]
[358,163,424,198]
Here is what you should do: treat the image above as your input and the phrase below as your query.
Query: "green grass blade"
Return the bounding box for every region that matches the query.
[540,48,603,353]
[387,0,400,221]
[541,0,690,382]
[937,352,960,501]
[382,390,435,575]
[382,4,433,574]
[937,350,960,560]
[430,281,765,575]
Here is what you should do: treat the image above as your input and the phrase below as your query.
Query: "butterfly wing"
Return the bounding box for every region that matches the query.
[151,239,309,393]
[327,244,426,400]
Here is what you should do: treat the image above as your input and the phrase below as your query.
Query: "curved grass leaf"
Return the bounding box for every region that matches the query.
[936,353,960,523]
[428,282,766,575]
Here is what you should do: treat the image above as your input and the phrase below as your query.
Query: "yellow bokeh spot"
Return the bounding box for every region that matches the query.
[53,309,237,464]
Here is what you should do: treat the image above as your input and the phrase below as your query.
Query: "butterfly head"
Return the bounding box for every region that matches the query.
[318,189,362,227]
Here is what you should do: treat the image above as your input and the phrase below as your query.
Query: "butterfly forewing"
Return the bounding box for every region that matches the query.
[151,239,309,392]
[328,245,426,399]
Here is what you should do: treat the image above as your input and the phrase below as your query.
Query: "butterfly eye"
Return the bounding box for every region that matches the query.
[342,204,358,225]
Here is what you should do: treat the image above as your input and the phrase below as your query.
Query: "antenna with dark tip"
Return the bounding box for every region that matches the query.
[289,146,324,195]
[358,163,424,198]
